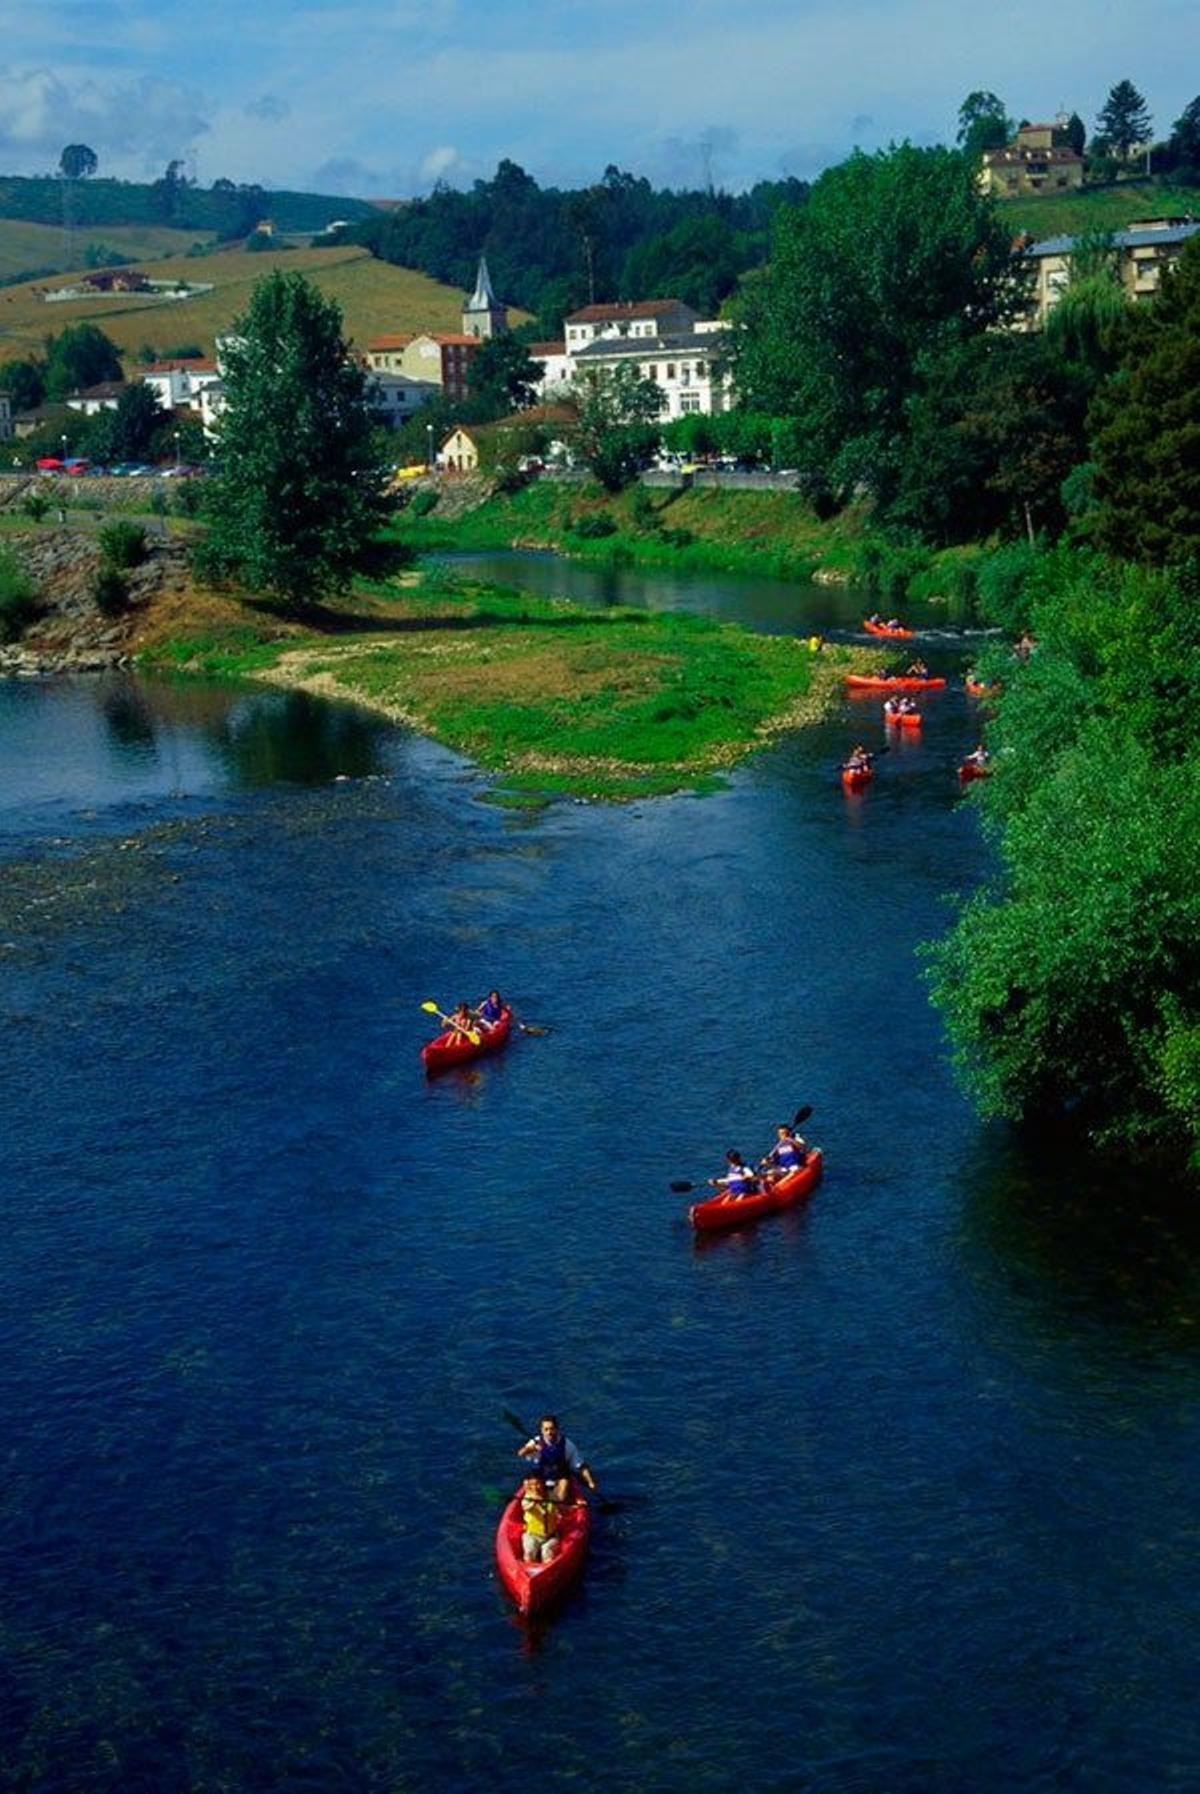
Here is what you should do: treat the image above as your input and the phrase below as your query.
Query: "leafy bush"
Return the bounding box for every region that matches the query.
[98,520,148,570]
[409,488,438,516]
[173,482,203,518]
[147,489,168,517]
[92,567,129,617]
[0,551,36,642]
[572,514,618,539]
[21,491,49,523]
[658,526,695,549]
[974,540,1042,634]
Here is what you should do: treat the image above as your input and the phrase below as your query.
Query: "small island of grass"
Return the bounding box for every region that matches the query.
[146,571,879,804]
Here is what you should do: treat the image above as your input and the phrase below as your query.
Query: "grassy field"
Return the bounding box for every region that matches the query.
[0,221,204,283]
[0,244,505,366]
[141,570,873,802]
[998,179,1199,239]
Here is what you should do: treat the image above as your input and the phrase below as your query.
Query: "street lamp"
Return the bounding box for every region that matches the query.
[426,421,434,472]
[173,429,181,470]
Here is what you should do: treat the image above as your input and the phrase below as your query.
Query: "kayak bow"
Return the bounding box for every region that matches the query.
[495,1483,591,1615]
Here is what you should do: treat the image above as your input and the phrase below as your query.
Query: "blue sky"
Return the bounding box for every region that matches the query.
[0,0,1194,195]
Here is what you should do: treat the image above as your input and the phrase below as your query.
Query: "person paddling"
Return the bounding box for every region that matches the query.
[964,743,990,768]
[905,659,930,679]
[710,1149,761,1203]
[518,1414,598,1503]
[475,989,505,1030]
[760,1122,808,1185]
[447,1001,475,1041]
[842,744,874,773]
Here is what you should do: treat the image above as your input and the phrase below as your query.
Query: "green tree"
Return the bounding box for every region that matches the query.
[88,382,164,463]
[1168,95,1200,168]
[58,144,97,180]
[198,270,388,609]
[1090,237,1200,563]
[891,334,1087,542]
[733,144,1020,497]
[572,361,663,491]
[43,324,122,400]
[463,333,539,417]
[1096,80,1152,157]
[956,90,1012,161]
[0,358,45,411]
[1062,112,1087,155]
[621,214,744,315]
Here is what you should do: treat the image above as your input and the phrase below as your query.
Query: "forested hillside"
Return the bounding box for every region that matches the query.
[339,160,808,325]
[0,174,375,239]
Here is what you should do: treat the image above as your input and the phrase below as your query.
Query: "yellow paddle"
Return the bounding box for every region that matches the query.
[421,999,480,1046]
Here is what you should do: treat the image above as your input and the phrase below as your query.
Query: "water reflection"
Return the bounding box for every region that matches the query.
[205,690,386,788]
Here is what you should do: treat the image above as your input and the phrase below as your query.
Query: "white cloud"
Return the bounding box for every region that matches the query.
[0,66,208,174]
[419,145,463,184]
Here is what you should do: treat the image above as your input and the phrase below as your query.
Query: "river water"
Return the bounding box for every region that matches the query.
[2,560,1199,1793]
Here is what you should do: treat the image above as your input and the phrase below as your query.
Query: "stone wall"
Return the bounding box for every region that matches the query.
[0,527,189,675]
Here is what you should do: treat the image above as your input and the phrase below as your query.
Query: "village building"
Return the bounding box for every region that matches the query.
[364,369,441,426]
[364,332,479,403]
[436,426,479,473]
[535,300,733,418]
[141,359,221,411]
[1022,218,1200,324]
[65,381,126,416]
[980,122,1084,196]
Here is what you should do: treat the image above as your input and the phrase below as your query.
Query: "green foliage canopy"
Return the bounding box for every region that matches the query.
[572,361,663,491]
[732,144,1020,497]
[1096,80,1153,157]
[198,270,388,609]
[43,324,122,401]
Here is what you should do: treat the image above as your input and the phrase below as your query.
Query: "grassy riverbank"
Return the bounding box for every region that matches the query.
[143,569,880,803]
[390,480,984,608]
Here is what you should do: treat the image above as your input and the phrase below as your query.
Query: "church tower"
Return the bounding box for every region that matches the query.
[462,254,507,340]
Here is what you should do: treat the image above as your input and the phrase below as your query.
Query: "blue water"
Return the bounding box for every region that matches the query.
[2,567,1199,1793]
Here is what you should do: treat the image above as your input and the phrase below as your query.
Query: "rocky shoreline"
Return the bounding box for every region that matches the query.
[1,525,193,675]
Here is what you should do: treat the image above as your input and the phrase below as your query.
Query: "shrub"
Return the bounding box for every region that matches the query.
[148,489,168,517]
[173,482,203,518]
[21,491,49,523]
[408,487,438,516]
[92,567,130,617]
[0,550,36,642]
[658,526,695,549]
[631,487,658,531]
[572,514,617,539]
[98,520,148,570]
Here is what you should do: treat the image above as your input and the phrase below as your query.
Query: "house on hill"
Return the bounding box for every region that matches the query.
[547,299,734,418]
[65,381,125,416]
[364,332,479,402]
[437,427,479,473]
[1022,217,1200,323]
[980,122,1084,196]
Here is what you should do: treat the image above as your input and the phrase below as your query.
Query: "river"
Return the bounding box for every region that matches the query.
[2,559,1198,1793]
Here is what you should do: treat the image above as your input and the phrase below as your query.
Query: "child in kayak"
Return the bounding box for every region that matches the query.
[446,1001,476,1041]
[475,989,505,1030]
[710,1150,761,1202]
[520,1475,560,1564]
[760,1123,808,1184]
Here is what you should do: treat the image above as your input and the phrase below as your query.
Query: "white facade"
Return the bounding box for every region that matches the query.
[366,371,441,427]
[554,316,734,419]
[563,300,698,352]
[142,361,222,411]
[65,384,124,416]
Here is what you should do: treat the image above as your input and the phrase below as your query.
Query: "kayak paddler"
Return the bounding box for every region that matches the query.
[447,1000,475,1041]
[475,989,505,1030]
[760,1122,808,1185]
[710,1149,761,1202]
[518,1414,598,1503]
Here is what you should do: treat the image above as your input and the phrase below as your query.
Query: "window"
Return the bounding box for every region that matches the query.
[666,364,675,380]
[679,392,701,414]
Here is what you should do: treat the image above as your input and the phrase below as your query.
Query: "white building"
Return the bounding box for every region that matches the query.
[533,300,734,418]
[65,381,125,416]
[365,370,441,427]
[141,359,221,411]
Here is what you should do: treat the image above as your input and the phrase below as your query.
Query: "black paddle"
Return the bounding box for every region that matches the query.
[500,1408,631,1514]
[670,1106,813,1194]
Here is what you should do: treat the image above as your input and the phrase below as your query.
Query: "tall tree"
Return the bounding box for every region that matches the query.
[571,361,663,490]
[1168,95,1200,168]
[733,144,1021,497]
[58,144,97,180]
[198,271,387,610]
[463,333,540,418]
[0,358,45,411]
[1096,80,1152,157]
[956,90,1012,161]
[1090,237,1200,564]
[43,324,122,400]
[88,383,164,464]
[1062,112,1087,155]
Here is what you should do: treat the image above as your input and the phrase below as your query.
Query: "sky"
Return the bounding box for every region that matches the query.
[0,0,1194,196]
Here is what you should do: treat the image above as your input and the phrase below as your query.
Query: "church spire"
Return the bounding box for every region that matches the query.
[463,253,507,339]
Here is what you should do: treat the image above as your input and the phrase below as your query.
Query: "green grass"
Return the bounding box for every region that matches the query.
[0,220,202,282]
[143,570,869,801]
[998,179,1200,240]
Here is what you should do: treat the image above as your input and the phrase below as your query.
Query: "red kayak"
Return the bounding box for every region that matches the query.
[841,764,873,791]
[864,619,915,639]
[958,760,991,783]
[847,674,946,693]
[965,678,1001,698]
[421,1006,513,1073]
[885,707,922,729]
[689,1150,824,1232]
[495,1484,591,1615]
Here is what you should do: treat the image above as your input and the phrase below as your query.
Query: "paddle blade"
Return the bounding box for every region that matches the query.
[420,1000,441,1014]
[670,1180,696,1194]
[502,1407,530,1437]
[793,1105,813,1128]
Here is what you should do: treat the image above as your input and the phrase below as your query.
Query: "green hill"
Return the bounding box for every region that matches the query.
[998,179,1199,240]
[0,220,201,285]
[0,174,375,239]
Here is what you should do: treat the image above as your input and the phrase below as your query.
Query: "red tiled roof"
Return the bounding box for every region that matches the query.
[565,299,685,323]
[528,340,566,356]
[431,333,480,347]
[145,358,217,373]
[366,334,416,350]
